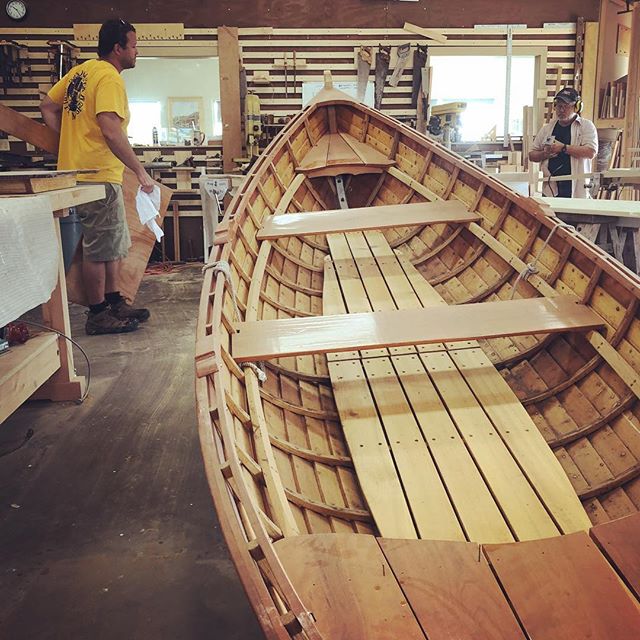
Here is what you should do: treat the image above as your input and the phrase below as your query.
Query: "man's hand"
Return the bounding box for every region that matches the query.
[547,141,566,156]
[136,169,155,193]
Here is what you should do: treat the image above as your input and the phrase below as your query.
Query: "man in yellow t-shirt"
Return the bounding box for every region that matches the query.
[40,19,154,335]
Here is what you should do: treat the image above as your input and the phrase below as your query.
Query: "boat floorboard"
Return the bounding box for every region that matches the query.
[323,229,591,543]
[274,530,640,640]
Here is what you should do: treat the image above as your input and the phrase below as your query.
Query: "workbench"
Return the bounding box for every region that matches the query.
[536,196,640,273]
[0,184,105,424]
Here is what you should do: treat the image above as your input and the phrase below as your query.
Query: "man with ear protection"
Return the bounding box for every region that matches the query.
[529,87,598,198]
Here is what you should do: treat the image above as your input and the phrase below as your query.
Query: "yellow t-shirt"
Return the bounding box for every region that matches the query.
[48,59,130,184]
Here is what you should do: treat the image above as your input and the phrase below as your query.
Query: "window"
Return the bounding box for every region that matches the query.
[430,55,535,142]
[128,101,162,145]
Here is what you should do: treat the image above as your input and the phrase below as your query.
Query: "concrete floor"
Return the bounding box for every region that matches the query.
[0,266,264,640]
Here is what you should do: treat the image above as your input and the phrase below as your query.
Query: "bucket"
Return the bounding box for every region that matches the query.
[59,207,83,273]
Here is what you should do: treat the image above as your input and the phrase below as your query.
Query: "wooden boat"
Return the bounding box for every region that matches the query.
[195,74,640,639]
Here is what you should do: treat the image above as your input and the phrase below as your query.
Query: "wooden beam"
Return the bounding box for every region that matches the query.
[218,26,242,173]
[623,4,640,167]
[581,22,599,121]
[232,296,604,362]
[403,22,448,44]
[256,200,479,240]
[535,196,640,219]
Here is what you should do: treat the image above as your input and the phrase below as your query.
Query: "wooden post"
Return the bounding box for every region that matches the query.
[172,202,181,262]
[218,26,242,174]
[581,22,599,122]
[622,4,640,168]
[34,213,85,401]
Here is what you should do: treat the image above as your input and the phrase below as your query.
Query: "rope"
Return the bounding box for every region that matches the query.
[203,260,241,321]
[510,220,575,300]
[241,361,267,383]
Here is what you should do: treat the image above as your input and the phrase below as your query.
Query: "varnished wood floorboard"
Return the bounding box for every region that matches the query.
[0,266,263,640]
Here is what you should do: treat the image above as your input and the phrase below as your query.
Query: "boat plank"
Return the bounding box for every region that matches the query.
[393,353,514,543]
[484,531,640,639]
[379,538,525,640]
[327,358,417,538]
[274,534,426,639]
[257,200,478,240]
[422,350,560,541]
[231,297,605,362]
[590,512,640,599]
[450,347,591,535]
[363,356,465,541]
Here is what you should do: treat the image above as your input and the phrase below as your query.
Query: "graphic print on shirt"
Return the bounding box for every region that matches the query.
[64,71,88,119]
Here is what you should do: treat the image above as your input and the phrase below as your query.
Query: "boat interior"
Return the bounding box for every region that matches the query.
[196,81,640,638]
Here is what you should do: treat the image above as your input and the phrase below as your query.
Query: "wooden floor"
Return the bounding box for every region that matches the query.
[0,266,262,640]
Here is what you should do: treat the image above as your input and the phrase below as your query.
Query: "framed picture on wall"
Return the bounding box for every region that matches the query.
[167,97,204,140]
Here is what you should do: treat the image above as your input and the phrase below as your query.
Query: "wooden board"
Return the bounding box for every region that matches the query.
[65,172,173,306]
[0,184,106,215]
[484,531,640,639]
[421,350,560,541]
[219,26,242,173]
[590,512,640,599]
[232,296,605,362]
[0,333,59,424]
[379,538,525,640]
[0,170,77,194]
[297,132,395,177]
[274,534,426,639]
[536,196,640,219]
[450,347,591,534]
[257,200,478,239]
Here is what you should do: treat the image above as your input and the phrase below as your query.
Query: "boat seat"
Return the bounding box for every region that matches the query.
[274,531,640,640]
[256,200,480,240]
[321,229,591,543]
[296,132,395,178]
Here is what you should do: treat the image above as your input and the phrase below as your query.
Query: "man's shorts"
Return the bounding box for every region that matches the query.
[76,182,131,262]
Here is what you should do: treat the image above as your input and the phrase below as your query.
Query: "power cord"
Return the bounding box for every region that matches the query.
[18,320,92,404]
[0,428,33,458]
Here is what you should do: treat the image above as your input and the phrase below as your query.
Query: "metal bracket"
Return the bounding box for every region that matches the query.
[335,175,349,209]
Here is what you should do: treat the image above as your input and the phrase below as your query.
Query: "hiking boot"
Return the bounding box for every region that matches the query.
[110,299,150,323]
[86,309,139,335]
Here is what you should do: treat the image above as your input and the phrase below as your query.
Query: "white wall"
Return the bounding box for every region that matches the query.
[123,57,220,141]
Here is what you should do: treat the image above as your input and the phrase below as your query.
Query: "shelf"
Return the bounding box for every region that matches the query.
[596,117,625,129]
[0,333,60,423]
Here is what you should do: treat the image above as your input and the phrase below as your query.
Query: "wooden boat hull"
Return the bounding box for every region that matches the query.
[196,83,640,638]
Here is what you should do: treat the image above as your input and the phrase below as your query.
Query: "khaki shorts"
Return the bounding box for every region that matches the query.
[76,183,131,262]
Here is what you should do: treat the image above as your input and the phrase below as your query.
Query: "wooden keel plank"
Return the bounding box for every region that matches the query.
[449,347,591,534]
[379,538,526,640]
[590,512,640,599]
[484,531,640,639]
[257,200,478,240]
[274,534,426,639]
[231,297,605,362]
[421,350,560,541]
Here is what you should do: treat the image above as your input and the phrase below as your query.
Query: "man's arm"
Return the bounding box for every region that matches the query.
[97,111,154,192]
[546,141,596,160]
[40,96,62,133]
